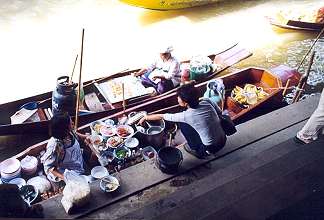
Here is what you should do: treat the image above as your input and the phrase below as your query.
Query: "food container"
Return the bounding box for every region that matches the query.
[0,158,21,183]
[91,166,109,179]
[20,185,39,205]
[9,177,26,188]
[100,175,120,193]
[156,147,183,174]
[124,137,139,149]
[100,126,116,140]
[89,134,104,146]
[90,121,105,135]
[113,145,131,161]
[104,119,115,127]
[116,125,134,139]
[27,176,51,194]
[106,136,123,149]
[20,155,38,176]
[142,146,157,160]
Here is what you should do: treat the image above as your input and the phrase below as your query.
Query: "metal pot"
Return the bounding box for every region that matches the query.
[145,119,165,149]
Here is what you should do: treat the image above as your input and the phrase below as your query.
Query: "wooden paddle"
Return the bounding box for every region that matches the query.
[74,29,85,130]
[69,54,79,84]
[296,26,324,71]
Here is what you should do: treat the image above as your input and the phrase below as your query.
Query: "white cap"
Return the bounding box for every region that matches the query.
[159,45,173,54]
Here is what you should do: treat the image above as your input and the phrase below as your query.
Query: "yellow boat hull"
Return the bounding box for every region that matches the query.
[119,0,222,10]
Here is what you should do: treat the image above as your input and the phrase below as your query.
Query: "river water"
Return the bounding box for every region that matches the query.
[0,0,323,105]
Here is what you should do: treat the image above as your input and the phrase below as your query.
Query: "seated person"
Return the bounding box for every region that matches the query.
[41,113,90,182]
[139,83,226,159]
[133,46,181,94]
[0,184,43,218]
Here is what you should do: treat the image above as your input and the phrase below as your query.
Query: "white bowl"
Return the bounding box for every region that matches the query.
[125,137,139,149]
[100,175,120,192]
[0,158,21,174]
[9,177,26,188]
[116,125,134,139]
[91,166,109,179]
[20,155,38,175]
[89,135,104,146]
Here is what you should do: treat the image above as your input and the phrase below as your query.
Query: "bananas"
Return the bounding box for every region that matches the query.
[231,84,269,105]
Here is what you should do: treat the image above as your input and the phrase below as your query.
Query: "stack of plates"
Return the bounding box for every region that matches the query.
[0,158,21,183]
[20,155,38,176]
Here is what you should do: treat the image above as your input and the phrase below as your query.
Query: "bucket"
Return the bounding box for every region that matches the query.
[156,147,183,174]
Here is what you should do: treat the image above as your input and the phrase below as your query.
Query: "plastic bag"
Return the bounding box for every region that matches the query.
[61,170,91,214]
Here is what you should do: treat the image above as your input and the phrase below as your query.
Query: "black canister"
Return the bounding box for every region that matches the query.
[156,147,183,174]
[52,76,77,116]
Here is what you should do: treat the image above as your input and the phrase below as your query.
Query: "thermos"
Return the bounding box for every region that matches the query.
[52,76,77,116]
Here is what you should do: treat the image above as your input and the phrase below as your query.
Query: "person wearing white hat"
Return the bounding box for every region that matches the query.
[133,45,181,94]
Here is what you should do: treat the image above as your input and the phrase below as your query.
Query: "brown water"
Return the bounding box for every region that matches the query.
[0,0,323,105]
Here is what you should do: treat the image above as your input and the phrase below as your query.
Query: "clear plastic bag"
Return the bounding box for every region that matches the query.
[61,170,91,214]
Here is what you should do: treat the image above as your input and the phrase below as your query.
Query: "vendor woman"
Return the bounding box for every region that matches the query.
[133,45,181,94]
[139,83,226,159]
[41,113,90,181]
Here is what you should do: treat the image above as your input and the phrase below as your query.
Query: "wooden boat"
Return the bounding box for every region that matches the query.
[0,43,252,136]
[14,65,301,160]
[118,0,222,10]
[267,16,324,31]
[2,65,300,206]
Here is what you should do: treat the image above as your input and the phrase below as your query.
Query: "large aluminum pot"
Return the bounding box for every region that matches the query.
[138,119,165,149]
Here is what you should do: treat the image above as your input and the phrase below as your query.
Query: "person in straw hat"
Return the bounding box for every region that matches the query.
[133,45,181,94]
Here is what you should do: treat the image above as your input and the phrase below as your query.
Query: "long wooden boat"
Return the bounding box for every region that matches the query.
[2,65,300,207]
[118,0,222,10]
[267,16,324,31]
[0,43,252,136]
[14,65,301,160]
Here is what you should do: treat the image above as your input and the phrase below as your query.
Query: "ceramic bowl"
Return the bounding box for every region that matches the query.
[100,175,120,193]
[91,166,109,179]
[20,155,38,176]
[124,137,139,149]
[116,125,134,139]
[9,177,26,188]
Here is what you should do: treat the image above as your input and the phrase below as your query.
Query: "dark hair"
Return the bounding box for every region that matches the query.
[177,82,199,108]
[50,113,71,139]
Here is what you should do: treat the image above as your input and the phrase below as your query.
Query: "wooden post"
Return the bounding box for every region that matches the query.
[122,83,126,114]
[74,29,85,130]
[282,78,291,97]
[296,27,324,71]
[292,50,316,103]
[70,54,79,84]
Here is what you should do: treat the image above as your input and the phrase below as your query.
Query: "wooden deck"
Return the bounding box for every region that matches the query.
[38,93,323,219]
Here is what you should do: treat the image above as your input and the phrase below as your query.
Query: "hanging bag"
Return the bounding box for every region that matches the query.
[203,98,237,136]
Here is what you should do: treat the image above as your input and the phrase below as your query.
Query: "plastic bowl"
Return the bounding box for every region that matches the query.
[113,145,131,160]
[9,177,26,188]
[90,121,105,135]
[20,185,39,205]
[91,166,109,179]
[142,146,157,160]
[124,137,139,149]
[116,125,134,139]
[100,175,120,192]
[89,134,104,146]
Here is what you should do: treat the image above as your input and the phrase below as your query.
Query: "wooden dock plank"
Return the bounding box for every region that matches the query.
[122,138,324,220]
[40,95,320,218]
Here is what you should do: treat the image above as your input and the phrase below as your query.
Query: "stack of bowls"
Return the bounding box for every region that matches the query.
[0,158,21,183]
[20,155,38,176]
